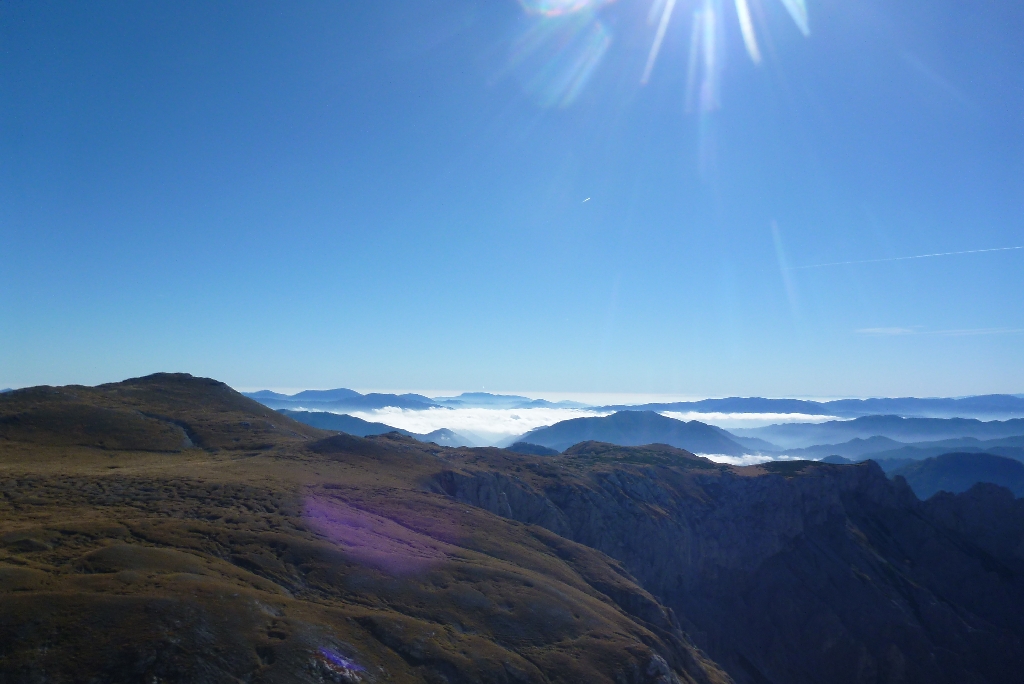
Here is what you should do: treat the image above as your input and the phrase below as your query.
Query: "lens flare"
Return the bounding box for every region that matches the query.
[681,1,724,113]
[509,11,612,108]
[641,0,676,84]
[519,0,612,16]
[779,0,809,36]
[510,0,812,114]
[317,648,365,674]
[304,494,450,575]
[734,0,761,63]
[645,0,812,112]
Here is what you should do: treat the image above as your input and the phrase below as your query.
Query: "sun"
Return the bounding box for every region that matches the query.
[511,0,812,112]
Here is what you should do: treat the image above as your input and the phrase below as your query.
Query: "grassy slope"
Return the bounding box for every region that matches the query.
[0,374,729,684]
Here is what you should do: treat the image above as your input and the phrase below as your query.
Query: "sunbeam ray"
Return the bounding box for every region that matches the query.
[734,0,762,63]
[641,0,677,84]
[778,0,809,35]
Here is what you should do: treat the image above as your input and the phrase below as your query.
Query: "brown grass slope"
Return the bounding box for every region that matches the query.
[0,373,326,451]
[0,374,730,684]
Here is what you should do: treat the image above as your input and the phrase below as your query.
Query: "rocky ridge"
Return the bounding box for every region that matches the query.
[432,443,1024,684]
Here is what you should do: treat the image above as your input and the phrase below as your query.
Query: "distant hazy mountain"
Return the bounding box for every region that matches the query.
[506,441,559,456]
[0,388,12,394]
[278,409,475,447]
[827,395,1024,419]
[790,435,1024,463]
[597,394,1024,420]
[245,390,291,400]
[866,443,1024,465]
[600,397,833,416]
[288,388,363,402]
[245,388,438,411]
[433,392,589,409]
[519,410,750,455]
[254,389,588,411]
[783,436,907,459]
[414,428,476,448]
[733,415,1024,449]
[715,434,782,452]
[245,388,1024,420]
[892,452,1024,499]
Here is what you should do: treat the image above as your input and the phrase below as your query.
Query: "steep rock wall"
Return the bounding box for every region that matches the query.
[433,459,1024,684]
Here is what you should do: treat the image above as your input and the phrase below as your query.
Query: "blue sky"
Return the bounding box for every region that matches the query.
[2,0,1022,397]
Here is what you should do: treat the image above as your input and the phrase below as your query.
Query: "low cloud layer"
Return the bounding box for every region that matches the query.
[347,407,610,445]
[700,454,808,466]
[344,406,840,446]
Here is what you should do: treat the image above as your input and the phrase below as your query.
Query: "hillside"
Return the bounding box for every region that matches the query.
[519,411,751,455]
[891,452,1024,499]
[3,375,1024,683]
[0,373,325,451]
[277,409,476,447]
[0,374,728,684]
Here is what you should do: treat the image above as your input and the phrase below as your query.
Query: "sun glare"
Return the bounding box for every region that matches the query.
[514,0,812,111]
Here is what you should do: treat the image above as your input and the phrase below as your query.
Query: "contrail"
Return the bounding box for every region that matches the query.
[791,245,1024,270]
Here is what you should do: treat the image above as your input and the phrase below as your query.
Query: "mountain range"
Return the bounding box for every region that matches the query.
[2,374,1024,683]
[244,389,1024,419]
[430,392,588,409]
[245,389,439,411]
[780,434,1024,460]
[244,388,588,412]
[596,394,1024,419]
[732,414,1024,449]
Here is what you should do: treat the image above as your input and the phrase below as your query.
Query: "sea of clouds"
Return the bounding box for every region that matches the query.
[699,454,807,466]
[344,406,843,448]
[345,407,611,446]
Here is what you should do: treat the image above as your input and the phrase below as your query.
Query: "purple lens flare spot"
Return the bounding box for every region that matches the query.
[318,647,365,672]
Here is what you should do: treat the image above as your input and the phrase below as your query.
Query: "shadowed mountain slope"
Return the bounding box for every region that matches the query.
[891,451,1024,499]
[0,374,728,684]
[277,409,476,447]
[520,411,750,455]
[434,445,1024,684]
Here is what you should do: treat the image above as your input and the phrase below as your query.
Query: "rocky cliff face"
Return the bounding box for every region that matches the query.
[433,445,1024,684]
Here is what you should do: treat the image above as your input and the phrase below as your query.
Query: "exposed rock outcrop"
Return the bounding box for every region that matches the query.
[435,448,1024,684]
